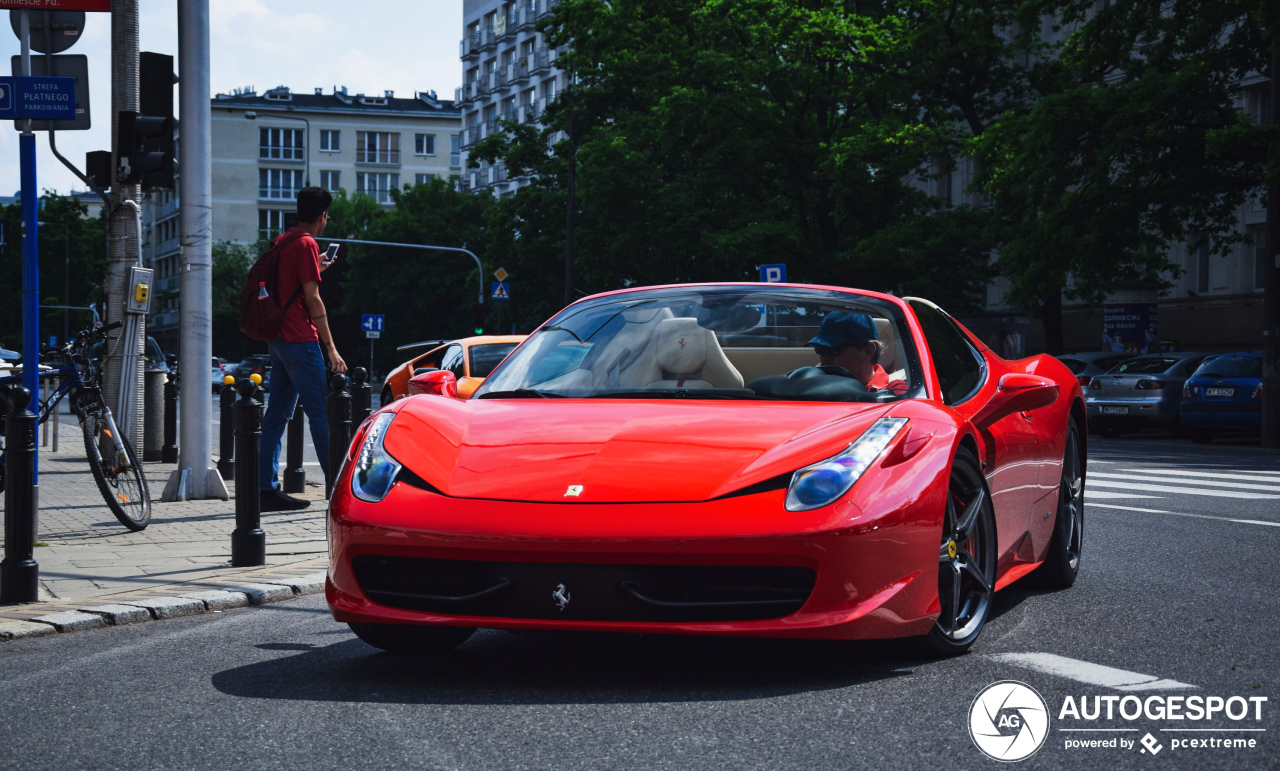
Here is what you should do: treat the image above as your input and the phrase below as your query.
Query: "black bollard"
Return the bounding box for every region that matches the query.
[231,378,266,567]
[326,373,351,499]
[1,387,39,604]
[350,367,372,427]
[162,374,179,464]
[283,402,306,494]
[216,376,236,480]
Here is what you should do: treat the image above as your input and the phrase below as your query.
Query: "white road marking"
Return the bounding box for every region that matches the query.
[1089,471,1280,493]
[991,653,1195,691]
[1086,479,1280,499]
[1088,502,1280,528]
[1084,490,1164,500]
[1119,468,1280,487]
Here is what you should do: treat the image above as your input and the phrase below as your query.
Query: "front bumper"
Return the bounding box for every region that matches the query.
[327,460,948,640]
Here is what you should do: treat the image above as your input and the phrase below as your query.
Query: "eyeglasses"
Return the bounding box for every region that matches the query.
[813,345,844,357]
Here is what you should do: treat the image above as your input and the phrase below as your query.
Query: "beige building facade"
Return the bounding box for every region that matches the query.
[211,85,463,243]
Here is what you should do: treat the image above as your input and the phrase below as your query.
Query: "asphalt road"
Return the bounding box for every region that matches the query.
[0,436,1276,770]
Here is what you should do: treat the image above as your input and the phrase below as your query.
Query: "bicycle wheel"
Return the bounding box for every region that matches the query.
[82,411,151,531]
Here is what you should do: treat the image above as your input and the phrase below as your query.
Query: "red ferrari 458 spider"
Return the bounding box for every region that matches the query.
[327,283,1085,656]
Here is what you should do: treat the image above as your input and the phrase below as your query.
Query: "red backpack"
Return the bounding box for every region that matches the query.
[238,230,307,342]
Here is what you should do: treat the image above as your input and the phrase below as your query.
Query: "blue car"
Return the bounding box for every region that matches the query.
[1180,353,1261,443]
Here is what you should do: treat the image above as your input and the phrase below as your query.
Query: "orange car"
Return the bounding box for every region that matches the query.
[379,335,526,406]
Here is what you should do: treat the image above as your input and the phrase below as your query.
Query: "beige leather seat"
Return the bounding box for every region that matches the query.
[637,318,744,388]
[874,318,906,380]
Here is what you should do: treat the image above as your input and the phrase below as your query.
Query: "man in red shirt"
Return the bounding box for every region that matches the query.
[258,187,348,512]
[807,311,909,396]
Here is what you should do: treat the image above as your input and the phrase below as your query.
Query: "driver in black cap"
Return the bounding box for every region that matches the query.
[807,312,908,395]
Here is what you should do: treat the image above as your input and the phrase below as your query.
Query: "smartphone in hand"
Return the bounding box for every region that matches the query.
[321,243,340,265]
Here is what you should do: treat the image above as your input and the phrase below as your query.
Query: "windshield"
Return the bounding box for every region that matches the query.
[474,287,921,402]
[1195,356,1261,379]
[468,342,520,378]
[1107,357,1179,375]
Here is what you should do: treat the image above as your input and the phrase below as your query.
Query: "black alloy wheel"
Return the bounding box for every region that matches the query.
[1035,418,1084,588]
[923,447,996,656]
[348,623,475,654]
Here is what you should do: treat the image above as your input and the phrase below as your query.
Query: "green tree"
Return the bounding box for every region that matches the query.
[210,240,258,363]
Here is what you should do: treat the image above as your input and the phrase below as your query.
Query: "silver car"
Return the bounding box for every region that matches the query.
[1085,352,1209,437]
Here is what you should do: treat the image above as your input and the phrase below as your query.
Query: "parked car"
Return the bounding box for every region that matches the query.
[231,354,272,390]
[380,335,526,406]
[1056,351,1137,388]
[211,357,229,392]
[1085,352,1209,437]
[1180,353,1262,443]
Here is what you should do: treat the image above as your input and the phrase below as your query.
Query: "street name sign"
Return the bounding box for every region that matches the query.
[0,1,111,10]
[759,264,787,283]
[491,282,510,301]
[0,75,74,120]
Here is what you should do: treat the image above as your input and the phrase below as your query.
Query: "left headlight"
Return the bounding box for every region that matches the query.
[350,412,402,503]
[785,417,908,512]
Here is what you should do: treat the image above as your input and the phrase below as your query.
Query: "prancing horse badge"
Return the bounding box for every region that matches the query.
[552,583,571,610]
[564,485,584,497]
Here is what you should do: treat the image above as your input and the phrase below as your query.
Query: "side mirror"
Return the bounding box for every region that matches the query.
[972,373,1059,429]
[408,369,458,398]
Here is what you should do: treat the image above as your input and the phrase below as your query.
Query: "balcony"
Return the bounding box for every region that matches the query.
[523,99,541,123]
[509,60,529,84]
[459,177,471,192]
[538,0,558,19]
[461,36,478,60]
[480,26,497,51]
[455,86,464,104]
[515,3,534,31]
[465,125,482,146]
[497,67,510,89]
[484,117,498,137]
[531,47,551,74]
[503,8,521,37]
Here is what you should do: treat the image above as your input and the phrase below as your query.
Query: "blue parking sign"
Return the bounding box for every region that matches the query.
[760,264,786,283]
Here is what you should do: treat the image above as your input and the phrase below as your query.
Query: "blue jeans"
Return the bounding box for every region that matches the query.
[259,340,330,491]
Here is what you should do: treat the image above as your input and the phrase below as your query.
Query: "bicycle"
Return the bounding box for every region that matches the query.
[0,321,152,531]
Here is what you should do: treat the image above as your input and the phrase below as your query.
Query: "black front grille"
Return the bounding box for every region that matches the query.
[352,555,815,622]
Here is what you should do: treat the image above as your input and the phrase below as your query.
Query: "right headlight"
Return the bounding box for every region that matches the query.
[350,412,402,503]
[785,417,908,512]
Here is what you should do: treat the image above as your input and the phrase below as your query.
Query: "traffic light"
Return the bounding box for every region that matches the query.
[115,52,174,191]
[473,303,486,335]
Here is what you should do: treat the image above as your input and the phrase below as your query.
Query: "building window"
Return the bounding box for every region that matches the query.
[415,134,436,156]
[259,127,304,161]
[450,135,461,168]
[258,168,305,200]
[259,209,290,240]
[356,131,400,165]
[1195,240,1210,293]
[415,173,436,185]
[319,129,340,152]
[1254,225,1269,291]
[356,172,400,203]
[320,170,341,192]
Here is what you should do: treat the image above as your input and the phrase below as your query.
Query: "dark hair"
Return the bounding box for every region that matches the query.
[848,339,883,365]
[297,187,332,223]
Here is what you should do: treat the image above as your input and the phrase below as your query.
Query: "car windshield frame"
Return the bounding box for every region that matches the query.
[1105,357,1181,375]
[473,286,925,402]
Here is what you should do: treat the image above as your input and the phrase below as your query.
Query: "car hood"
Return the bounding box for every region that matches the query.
[382,397,895,503]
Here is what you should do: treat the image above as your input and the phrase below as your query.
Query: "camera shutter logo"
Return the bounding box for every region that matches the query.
[969,681,1050,762]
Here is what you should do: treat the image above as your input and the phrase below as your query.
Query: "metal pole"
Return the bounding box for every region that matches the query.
[41,379,49,447]
[1263,47,1280,449]
[231,379,265,567]
[350,367,372,427]
[52,376,59,453]
[167,0,222,500]
[162,373,178,463]
[1,388,39,604]
[18,10,40,501]
[283,402,306,494]
[326,373,351,499]
[216,378,235,479]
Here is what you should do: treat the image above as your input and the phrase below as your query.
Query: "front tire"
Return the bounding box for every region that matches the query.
[82,411,151,531]
[1034,419,1084,589]
[348,623,475,653]
[922,447,997,656]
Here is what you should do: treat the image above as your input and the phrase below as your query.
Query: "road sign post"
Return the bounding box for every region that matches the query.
[362,314,384,377]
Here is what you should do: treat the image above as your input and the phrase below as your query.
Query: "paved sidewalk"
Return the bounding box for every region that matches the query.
[0,413,329,628]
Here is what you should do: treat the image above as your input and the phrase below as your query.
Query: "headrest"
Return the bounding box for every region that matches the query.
[654,318,707,374]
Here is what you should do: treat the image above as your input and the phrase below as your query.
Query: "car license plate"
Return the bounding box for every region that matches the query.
[1102,406,1128,415]
[1205,387,1234,397]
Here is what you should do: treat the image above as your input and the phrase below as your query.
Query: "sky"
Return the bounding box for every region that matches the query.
[0,0,463,196]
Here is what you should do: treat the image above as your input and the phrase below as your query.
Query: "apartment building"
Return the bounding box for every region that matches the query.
[211,85,463,243]
[458,0,568,194]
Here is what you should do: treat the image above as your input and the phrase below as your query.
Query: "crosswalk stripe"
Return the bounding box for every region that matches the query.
[1088,471,1280,493]
[1086,479,1280,499]
[1084,490,1164,500]
[991,653,1195,691]
[1088,502,1280,528]
[1123,468,1280,485]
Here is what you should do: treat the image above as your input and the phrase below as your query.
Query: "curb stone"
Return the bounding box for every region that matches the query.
[0,619,57,640]
[32,611,107,633]
[1,571,328,643]
[79,604,153,626]
[178,590,250,612]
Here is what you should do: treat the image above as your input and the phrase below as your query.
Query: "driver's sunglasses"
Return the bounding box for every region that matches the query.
[813,344,844,357]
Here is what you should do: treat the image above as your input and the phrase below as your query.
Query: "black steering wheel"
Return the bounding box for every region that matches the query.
[785,365,854,380]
